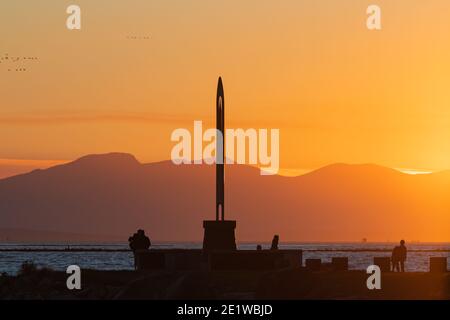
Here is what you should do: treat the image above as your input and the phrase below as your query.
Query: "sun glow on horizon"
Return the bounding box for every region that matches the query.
[395,168,434,175]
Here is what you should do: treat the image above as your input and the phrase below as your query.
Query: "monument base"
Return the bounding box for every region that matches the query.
[203,220,236,251]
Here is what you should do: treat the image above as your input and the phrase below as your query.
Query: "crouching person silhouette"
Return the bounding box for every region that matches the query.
[129,229,151,270]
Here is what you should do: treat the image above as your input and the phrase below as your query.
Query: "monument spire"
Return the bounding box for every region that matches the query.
[202,77,236,251]
[216,77,225,221]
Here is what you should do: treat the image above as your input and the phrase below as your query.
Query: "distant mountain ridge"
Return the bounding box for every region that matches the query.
[0,153,449,242]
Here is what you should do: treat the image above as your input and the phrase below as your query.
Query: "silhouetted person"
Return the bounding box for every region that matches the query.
[256,244,262,251]
[270,235,279,250]
[392,240,407,272]
[129,229,151,269]
[128,232,138,251]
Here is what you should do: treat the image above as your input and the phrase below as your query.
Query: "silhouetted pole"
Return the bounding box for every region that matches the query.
[202,76,236,251]
[216,77,225,221]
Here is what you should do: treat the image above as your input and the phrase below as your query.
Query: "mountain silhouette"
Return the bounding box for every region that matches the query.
[0,152,448,242]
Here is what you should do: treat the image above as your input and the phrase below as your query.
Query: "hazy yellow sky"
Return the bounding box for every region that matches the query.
[2,0,450,176]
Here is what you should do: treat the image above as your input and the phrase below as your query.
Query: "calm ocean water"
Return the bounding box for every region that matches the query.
[0,242,448,275]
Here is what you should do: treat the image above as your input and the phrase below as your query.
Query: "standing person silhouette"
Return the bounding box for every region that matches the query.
[270,235,279,250]
[391,240,407,272]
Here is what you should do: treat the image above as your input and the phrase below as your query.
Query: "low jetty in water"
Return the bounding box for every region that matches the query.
[0,263,448,300]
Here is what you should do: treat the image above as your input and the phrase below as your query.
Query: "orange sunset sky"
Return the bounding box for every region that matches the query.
[1,1,450,178]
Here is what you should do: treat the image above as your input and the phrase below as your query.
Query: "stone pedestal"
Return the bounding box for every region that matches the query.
[203,220,236,251]
[373,257,391,272]
[429,257,447,273]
